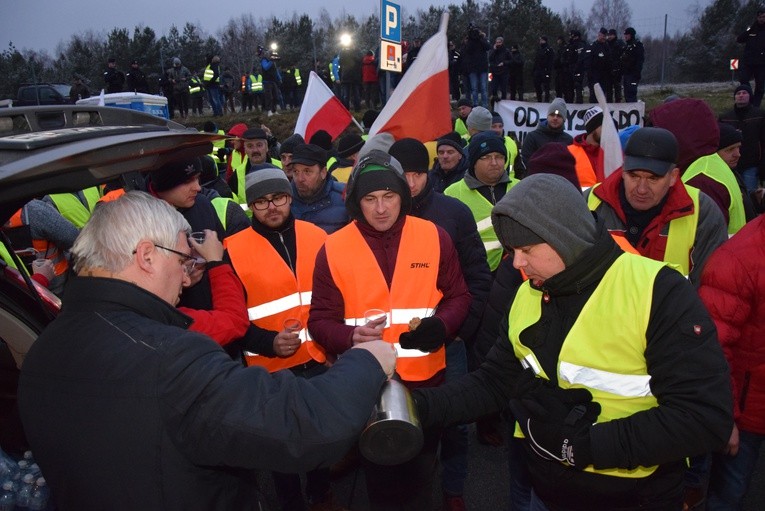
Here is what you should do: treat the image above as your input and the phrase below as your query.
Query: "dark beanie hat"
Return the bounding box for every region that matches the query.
[309,130,333,151]
[279,133,305,155]
[468,131,506,169]
[456,98,472,108]
[583,106,604,134]
[345,150,411,222]
[526,143,581,191]
[389,138,431,173]
[245,167,292,204]
[491,174,597,267]
[624,27,636,37]
[718,122,743,150]
[735,83,753,99]
[437,131,465,153]
[198,155,219,186]
[337,133,365,158]
[150,158,202,192]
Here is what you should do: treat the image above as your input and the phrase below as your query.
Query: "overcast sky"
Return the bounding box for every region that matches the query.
[2,0,710,54]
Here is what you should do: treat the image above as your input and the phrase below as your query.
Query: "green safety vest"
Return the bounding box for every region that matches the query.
[454,118,468,138]
[252,74,263,92]
[293,69,302,86]
[48,187,101,228]
[504,136,518,177]
[444,178,519,271]
[0,243,22,273]
[203,65,219,84]
[189,76,203,94]
[509,252,663,478]
[681,153,746,235]
[587,184,700,278]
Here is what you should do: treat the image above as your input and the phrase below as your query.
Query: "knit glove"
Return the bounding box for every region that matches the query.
[398,317,446,352]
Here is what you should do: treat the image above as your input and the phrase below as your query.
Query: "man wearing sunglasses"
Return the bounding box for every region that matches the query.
[19,191,396,511]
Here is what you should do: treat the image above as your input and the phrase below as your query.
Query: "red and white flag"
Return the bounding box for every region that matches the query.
[294,71,353,142]
[593,83,623,178]
[368,13,452,142]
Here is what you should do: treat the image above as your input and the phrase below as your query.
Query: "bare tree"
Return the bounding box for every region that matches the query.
[561,1,587,37]
[586,0,633,34]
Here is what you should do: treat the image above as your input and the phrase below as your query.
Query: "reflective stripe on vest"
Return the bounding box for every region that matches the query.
[252,74,263,92]
[48,187,101,228]
[682,153,746,235]
[203,65,219,84]
[324,218,445,381]
[224,221,328,372]
[587,184,699,277]
[444,179,518,271]
[567,144,599,189]
[509,252,663,478]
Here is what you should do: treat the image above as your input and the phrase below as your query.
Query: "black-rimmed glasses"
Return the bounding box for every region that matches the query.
[154,245,197,275]
[252,194,290,210]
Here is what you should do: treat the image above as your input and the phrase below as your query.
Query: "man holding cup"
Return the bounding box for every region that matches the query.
[223,167,338,510]
[308,150,471,510]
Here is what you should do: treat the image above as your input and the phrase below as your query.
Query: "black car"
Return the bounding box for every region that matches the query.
[0,105,222,445]
[14,83,72,107]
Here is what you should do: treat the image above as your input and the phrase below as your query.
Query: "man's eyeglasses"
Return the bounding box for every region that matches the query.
[154,245,197,275]
[252,194,290,210]
[478,153,506,163]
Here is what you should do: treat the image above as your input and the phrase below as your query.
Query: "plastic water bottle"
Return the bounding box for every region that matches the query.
[28,478,49,511]
[15,473,35,509]
[0,481,15,511]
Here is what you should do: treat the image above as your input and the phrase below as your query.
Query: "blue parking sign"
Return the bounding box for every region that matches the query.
[381,0,401,43]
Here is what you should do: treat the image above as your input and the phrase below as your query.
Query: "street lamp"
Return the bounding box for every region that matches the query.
[270,42,278,52]
[340,33,352,48]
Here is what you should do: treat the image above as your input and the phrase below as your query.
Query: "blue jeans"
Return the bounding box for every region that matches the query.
[707,429,765,510]
[207,87,223,116]
[469,72,489,108]
[506,418,532,511]
[441,339,469,496]
[739,166,759,193]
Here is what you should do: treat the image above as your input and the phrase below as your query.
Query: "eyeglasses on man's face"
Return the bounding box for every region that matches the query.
[252,193,290,210]
[154,244,197,275]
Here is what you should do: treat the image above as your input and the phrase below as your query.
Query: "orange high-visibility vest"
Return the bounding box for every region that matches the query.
[97,188,126,204]
[324,217,445,382]
[568,143,602,189]
[224,221,327,372]
[8,209,68,276]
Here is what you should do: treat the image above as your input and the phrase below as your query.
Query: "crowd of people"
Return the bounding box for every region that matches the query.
[6,17,765,511]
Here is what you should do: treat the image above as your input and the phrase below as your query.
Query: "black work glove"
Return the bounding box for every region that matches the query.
[511,368,595,421]
[509,368,600,468]
[398,317,446,352]
[522,400,599,469]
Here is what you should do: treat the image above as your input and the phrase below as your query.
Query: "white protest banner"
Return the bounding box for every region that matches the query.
[494,100,645,148]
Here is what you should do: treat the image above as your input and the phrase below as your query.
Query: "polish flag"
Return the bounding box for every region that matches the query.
[368,13,451,142]
[593,83,623,178]
[294,71,353,142]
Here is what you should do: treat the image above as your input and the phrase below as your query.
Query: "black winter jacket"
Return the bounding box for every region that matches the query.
[19,277,386,511]
[414,222,733,510]
[411,179,492,343]
[718,104,765,173]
